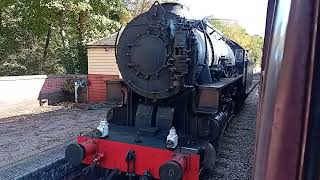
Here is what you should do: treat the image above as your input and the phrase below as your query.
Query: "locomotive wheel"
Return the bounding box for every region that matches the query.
[200,142,217,170]
[209,118,221,142]
[159,160,183,180]
[234,87,247,113]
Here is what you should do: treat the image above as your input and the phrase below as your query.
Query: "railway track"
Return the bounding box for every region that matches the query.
[0,74,260,180]
[201,74,260,180]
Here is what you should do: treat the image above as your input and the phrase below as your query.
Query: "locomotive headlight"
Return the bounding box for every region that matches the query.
[166,127,178,149]
[96,118,109,138]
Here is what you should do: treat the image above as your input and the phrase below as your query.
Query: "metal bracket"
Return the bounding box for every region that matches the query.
[125,150,136,177]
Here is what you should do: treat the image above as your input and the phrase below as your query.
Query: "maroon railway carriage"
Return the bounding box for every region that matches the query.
[255,0,320,179]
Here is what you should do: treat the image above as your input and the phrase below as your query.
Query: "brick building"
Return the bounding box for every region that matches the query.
[87,34,121,102]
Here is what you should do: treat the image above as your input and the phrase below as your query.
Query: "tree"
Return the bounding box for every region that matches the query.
[209,18,264,66]
[0,0,56,75]
[123,0,178,19]
[0,0,129,76]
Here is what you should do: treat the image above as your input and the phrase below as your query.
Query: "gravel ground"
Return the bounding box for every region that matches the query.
[0,101,63,119]
[205,85,258,180]
[0,77,260,178]
[0,104,107,168]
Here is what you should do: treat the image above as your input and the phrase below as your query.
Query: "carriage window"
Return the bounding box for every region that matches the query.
[235,49,244,61]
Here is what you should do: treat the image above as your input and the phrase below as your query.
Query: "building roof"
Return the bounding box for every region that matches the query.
[87,33,118,47]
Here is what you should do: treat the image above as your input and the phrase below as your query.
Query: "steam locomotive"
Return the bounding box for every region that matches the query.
[66,2,253,180]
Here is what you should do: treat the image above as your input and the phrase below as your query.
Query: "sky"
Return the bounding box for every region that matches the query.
[177,0,269,36]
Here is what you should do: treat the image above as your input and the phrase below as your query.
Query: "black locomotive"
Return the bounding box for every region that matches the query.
[66,2,253,180]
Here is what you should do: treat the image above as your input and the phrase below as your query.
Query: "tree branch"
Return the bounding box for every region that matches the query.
[41,23,52,74]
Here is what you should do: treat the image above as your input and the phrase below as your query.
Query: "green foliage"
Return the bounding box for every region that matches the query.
[0,0,263,76]
[123,0,177,18]
[0,0,129,76]
[63,78,75,93]
[209,19,264,66]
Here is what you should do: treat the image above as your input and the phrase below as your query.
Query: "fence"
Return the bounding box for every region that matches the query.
[0,75,87,107]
